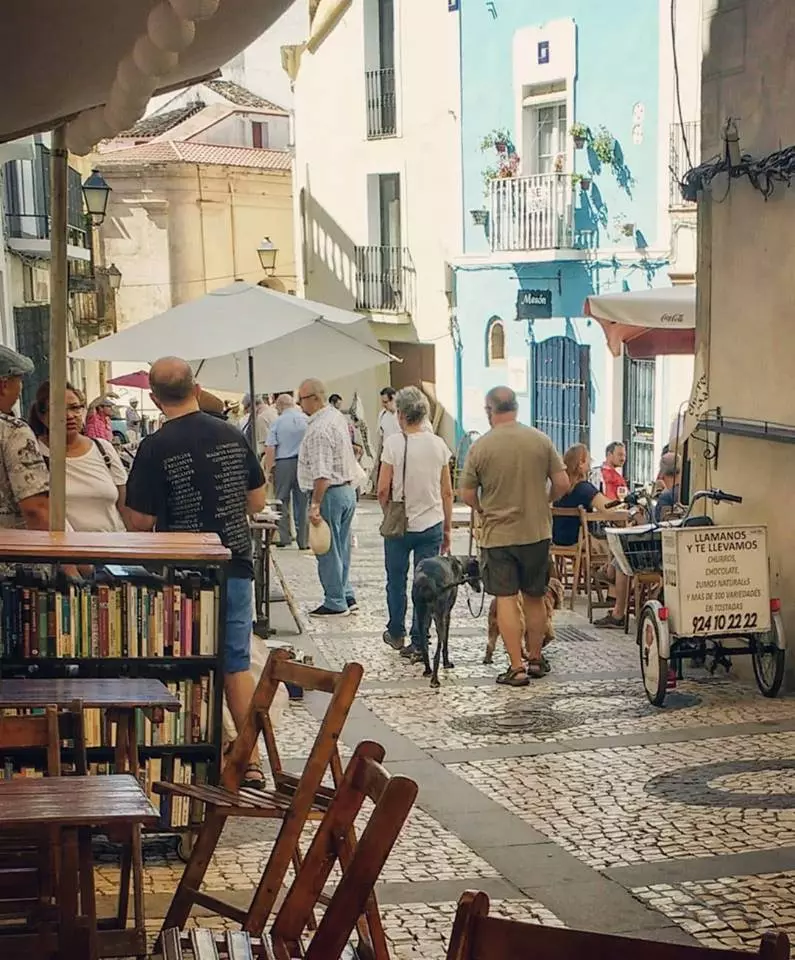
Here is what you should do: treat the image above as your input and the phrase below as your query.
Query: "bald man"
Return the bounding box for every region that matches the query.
[297,378,359,616]
[459,386,568,686]
[264,393,309,549]
[126,357,267,786]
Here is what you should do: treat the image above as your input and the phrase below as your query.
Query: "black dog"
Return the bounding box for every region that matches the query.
[412,555,482,688]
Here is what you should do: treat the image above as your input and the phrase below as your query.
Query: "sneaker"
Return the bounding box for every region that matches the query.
[308,605,350,618]
[593,613,624,629]
[400,644,420,659]
[347,598,360,613]
[383,630,405,651]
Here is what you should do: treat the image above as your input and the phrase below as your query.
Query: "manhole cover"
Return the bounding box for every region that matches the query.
[554,626,600,643]
[451,685,700,737]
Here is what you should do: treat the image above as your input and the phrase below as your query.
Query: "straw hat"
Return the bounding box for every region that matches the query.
[309,518,331,556]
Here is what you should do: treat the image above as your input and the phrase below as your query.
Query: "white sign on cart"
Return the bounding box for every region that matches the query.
[661,525,771,636]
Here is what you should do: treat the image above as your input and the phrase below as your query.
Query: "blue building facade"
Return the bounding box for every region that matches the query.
[454,1,672,483]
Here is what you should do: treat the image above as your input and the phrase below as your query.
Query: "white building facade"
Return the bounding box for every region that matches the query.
[289,0,463,441]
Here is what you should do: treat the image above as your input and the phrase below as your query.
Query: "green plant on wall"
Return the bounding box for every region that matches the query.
[591,125,615,166]
[570,122,589,146]
[480,128,513,152]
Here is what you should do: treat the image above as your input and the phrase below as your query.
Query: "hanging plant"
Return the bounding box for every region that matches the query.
[471,208,489,227]
[592,125,615,166]
[480,128,514,154]
[571,173,591,191]
[570,122,589,149]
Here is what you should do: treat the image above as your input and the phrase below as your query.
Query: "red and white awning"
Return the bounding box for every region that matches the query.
[584,285,696,359]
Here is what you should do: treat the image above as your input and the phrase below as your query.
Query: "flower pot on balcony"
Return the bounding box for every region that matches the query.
[495,140,508,154]
[573,136,586,149]
[471,208,489,227]
[580,177,592,191]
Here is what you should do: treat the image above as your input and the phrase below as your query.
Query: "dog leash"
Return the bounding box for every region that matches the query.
[464,506,485,619]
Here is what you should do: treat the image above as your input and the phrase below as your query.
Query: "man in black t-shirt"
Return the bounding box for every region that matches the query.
[126,357,267,787]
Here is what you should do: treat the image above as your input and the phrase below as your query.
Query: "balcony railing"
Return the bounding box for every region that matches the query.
[3,144,88,245]
[355,245,414,314]
[669,121,699,209]
[365,68,396,139]
[488,174,574,252]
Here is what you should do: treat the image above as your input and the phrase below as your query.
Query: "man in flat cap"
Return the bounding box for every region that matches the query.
[0,345,49,530]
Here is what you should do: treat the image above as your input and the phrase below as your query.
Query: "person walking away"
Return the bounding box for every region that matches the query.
[30,381,128,532]
[297,378,359,617]
[0,346,49,530]
[125,357,267,788]
[125,398,141,443]
[596,441,627,500]
[459,386,568,685]
[85,396,115,442]
[379,387,453,656]
[263,394,309,549]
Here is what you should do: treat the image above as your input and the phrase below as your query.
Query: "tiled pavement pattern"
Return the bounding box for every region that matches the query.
[111,502,795,955]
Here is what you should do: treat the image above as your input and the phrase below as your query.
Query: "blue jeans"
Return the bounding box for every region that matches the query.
[384,522,443,643]
[225,577,253,673]
[316,484,357,612]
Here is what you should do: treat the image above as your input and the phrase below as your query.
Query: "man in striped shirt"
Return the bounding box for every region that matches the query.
[297,378,359,617]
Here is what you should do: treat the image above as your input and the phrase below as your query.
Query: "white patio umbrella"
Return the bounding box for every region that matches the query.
[584,285,695,359]
[72,282,394,392]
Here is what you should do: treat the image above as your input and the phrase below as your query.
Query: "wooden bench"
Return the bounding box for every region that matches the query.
[445,891,790,960]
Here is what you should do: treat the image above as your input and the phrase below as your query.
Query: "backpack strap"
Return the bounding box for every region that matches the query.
[92,438,115,474]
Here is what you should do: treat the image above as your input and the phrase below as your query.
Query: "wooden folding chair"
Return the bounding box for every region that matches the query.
[270,740,418,960]
[155,650,363,943]
[0,702,87,917]
[551,508,585,609]
[445,890,790,960]
[578,508,629,622]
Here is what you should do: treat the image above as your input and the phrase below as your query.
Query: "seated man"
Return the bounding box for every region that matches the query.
[597,441,628,501]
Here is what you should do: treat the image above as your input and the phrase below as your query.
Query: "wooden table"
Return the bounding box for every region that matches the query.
[0,678,181,778]
[0,775,158,960]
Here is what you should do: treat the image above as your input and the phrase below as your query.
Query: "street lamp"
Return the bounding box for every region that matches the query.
[107,262,122,290]
[81,169,112,226]
[257,237,278,275]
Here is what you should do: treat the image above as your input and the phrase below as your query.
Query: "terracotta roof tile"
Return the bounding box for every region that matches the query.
[119,103,205,139]
[98,141,292,171]
[204,80,288,115]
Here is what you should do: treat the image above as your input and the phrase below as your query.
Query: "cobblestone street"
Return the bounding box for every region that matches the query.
[129,502,795,956]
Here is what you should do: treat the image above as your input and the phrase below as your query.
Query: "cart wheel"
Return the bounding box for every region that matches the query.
[752,614,786,698]
[177,833,194,863]
[638,604,668,706]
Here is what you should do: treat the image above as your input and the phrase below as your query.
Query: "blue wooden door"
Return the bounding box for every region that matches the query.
[532,336,590,452]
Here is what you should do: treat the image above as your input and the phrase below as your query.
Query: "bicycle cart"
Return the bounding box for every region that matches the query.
[605,489,786,706]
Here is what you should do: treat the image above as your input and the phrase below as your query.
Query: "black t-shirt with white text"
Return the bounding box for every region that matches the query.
[126,411,264,579]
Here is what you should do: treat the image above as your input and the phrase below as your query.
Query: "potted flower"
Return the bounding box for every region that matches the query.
[471,208,489,226]
[621,221,635,238]
[570,122,589,149]
[571,172,591,191]
[592,125,615,166]
[480,128,513,155]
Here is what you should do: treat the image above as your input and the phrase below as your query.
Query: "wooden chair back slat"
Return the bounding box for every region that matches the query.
[270,741,418,960]
[0,701,86,776]
[446,891,790,960]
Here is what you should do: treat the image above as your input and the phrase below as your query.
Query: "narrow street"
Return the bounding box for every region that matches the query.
[105,501,795,956]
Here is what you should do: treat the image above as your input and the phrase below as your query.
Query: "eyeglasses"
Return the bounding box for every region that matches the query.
[66,404,85,414]
[298,393,316,402]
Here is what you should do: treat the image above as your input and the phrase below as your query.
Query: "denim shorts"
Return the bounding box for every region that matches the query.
[225,576,253,673]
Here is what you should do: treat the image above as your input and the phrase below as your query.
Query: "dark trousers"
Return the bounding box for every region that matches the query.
[384,522,444,643]
[274,457,308,549]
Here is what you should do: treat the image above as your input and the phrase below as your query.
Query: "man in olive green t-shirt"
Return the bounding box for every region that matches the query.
[459,386,568,686]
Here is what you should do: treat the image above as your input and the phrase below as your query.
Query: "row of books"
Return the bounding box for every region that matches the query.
[0,756,211,829]
[0,567,219,659]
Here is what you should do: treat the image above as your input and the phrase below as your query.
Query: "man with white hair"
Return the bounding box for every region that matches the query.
[264,393,309,549]
[297,378,359,616]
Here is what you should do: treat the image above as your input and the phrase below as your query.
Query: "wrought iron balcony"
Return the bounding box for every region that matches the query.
[669,121,699,210]
[488,173,574,252]
[365,68,396,139]
[354,245,414,315]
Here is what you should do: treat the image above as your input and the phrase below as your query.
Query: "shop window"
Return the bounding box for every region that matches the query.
[486,317,506,365]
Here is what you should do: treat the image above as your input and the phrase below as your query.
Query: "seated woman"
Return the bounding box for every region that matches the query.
[552,443,613,545]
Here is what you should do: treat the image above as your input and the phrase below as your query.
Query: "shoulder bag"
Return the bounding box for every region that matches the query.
[379,433,408,539]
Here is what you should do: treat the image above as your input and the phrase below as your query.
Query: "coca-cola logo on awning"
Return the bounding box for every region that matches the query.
[660,312,685,325]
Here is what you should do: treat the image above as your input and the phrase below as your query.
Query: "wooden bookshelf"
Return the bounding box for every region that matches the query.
[0,531,230,853]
